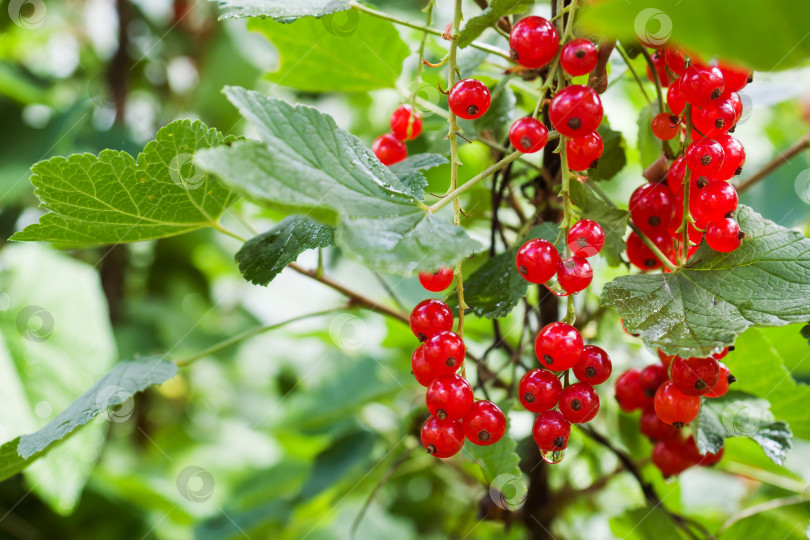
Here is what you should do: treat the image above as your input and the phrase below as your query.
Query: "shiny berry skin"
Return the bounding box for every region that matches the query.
[426,374,474,420]
[516,238,560,284]
[646,50,672,87]
[686,138,725,176]
[640,406,680,441]
[549,85,603,137]
[559,382,600,423]
[640,364,669,398]
[532,410,571,451]
[666,156,688,195]
[509,16,559,69]
[684,435,725,466]
[412,345,441,387]
[566,131,604,170]
[696,181,738,222]
[418,267,454,292]
[509,117,549,153]
[614,369,652,412]
[629,182,676,234]
[705,363,735,398]
[706,218,744,253]
[692,101,736,138]
[718,62,752,93]
[556,256,593,294]
[390,104,423,141]
[421,416,464,458]
[671,356,720,396]
[725,92,744,122]
[679,64,725,107]
[448,79,491,120]
[567,219,605,258]
[666,78,686,115]
[410,299,453,341]
[560,38,598,76]
[626,231,674,271]
[573,345,612,385]
[519,369,562,412]
[651,113,680,140]
[424,331,466,376]
[664,48,687,76]
[535,322,584,370]
[654,381,701,426]
[714,134,746,180]
[463,400,507,445]
[372,134,407,166]
[652,438,694,477]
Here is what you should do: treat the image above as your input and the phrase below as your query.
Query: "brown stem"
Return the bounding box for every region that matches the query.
[736,131,810,192]
[588,38,616,94]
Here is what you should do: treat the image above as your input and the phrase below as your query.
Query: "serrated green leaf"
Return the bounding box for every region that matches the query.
[695,391,792,465]
[214,0,350,21]
[389,153,449,201]
[590,124,627,181]
[569,181,628,267]
[602,206,810,357]
[236,216,335,286]
[12,119,236,245]
[458,0,534,48]
[637,103,663,170]
[248,10,409,92]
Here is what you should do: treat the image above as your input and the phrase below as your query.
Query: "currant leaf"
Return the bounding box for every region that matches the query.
[637,103,663,169]
[589,124,627,181]
[458,0,535,48]
[214,0,350,21]
[568,181,628,267]
[389,153,448,201]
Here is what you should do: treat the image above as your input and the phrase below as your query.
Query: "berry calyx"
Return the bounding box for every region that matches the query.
[509,16,560,69]
[671,356,721,396]
[651,113,681,140]
[560,38,598,76]
[412,345,441,387]
[410,299,453,341]
[390,104,423,141]
[426,374,474,420]
[516,238,560,284]
[566,131,604,171]
[559,382,600,423]
[463,400,507,446]
[418,267,454,292]
[705,363,735,398]
[519,369,562,412]
[705,218,744,252]
[567,219,605,257]
[654,381,701,426]
[423,331,466,376]
[640,406,680,442]
[573,345,612,385]
[614,369,652,412]
[696,181,738,222]
[549,85,603,137]
[509,117,549,153]
[421,416,464,458]
[372,134,407,166]
[532,410,571,452]
[535,322,584,370]
[680,64,725,107]
[629,182,676,234]
[686,138,725,176]
[556,256,593,294]
[448,79,491,120]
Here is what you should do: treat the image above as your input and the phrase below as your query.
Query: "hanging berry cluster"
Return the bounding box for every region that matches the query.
[371,104,424,166]
[615,343,736,476]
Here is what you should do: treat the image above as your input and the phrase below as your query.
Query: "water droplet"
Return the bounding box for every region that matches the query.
[540,448,566,464]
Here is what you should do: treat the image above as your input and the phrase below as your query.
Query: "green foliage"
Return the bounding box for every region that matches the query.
[590,124,627,181]
[458,0,534,48]
[609,506,686,540]
[215,0,351,21]
[636,103,663,170]
[602,206,810,357]
[389,153,448,201]
[569,181,629,267]
[12,120,236,245]
[467,79,516,142]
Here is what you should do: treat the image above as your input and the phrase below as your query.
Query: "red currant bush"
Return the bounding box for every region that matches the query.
[549,85,603,137]
[463,400,506,446]
[706,218,744,253]
[448,79,491,120]
[680,64,725,107]
[629,182,676,234]
[705,363,736,398]
[509,16,559,69]
[615,369,651,412]
[412,345,441,387]
[410,299,453,341]
[509,117,549,153]
[651,113,680,140]
[670,356,720,396]
[652,438,695,477]
[532,410,571,452]
[418,267,454,292]
[573,345,612,385]
[372,134,407,165]
[696,181,738,222]
[559,382,600,423]
[654,381,701,426]
[535,322,583,370]
[566,131,604,171]
[560,38,598,76]
[390,104,423,141]
[519,369,562,412]
[686,138,725,177]
[516,238,560,284]
[424,331,466,376]
[426,374,474,420]
[421,416,464,458]
[567,219,605,257]
[556,256,593,294]
[640,406,680,442]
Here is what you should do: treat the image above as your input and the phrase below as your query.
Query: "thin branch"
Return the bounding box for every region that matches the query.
[736,131,810,192]
[615,43,652,105]
[718,493,809,536]
[640,47,665,113]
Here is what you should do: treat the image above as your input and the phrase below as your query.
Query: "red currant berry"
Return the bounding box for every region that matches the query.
[424,331,465,376]
[550,85,603,137]
[615,369,652,412]
[651,113,681,140]
[390,104,423,141]
[556,256,593,294]
[535,322,584,370]
[509,16,559,69]
[532,410,571,452]
[448,79,491,120]
[652,438,694,477]
[705,218,744,253]
[626,231,673,271]
[509,117,549,153]
[516,238,560,284]
[421,416,464,458]
[372,134,407,166]
[412,345,441,387]
[666,156,688,195]
[705,362,735,398]
[418,267,454,292]
[714,134,746,180]
[573,345,612,385]
[519,369,562,412]
[666,78,686,115]
[646,50,672,87]
[426,374,474,420]
[640,406,680,441]
[463,400,507,446]
[680,64,725,107]
[410,299,453,341]
[664,47,687,76]
[566,131,604,170]
[696,181,738,222]
[654,381,701,426]
[724,92,744,122]
[559,382,600,423]
[657,349,678,369]
[567,219,605,258]
[640,364,669,398]
[671,356,720,396]
[630,182,676,233]
[683,435,725,466]
[560,38,598,76]
[692,101,736,138]
[718,62,752,94]
[686,137,725,176]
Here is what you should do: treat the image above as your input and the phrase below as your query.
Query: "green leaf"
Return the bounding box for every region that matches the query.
[389,153,448,201]
[609,506,687,540]
[590,124,627,181]
[569,181,628,267]
[637,103,663,170]
[602,206,810,357]
[248,10,409,92]
[579,0,810,71]
[458,0,534,48]
[12,119,236,245]
[197,87,480,274]
[469,80,516,142]
[801,323,810,346]
[214,0,350,21]
[236,216,335,286]
[694,391,792,465]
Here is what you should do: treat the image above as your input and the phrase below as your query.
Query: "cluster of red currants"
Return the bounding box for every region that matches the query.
[615,344,735,476]
[411,270,507,458]
[372,104,424,166]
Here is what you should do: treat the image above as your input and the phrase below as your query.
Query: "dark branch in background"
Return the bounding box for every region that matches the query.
[736,131,810,192]
[111,0,130,124]
[588,38,615,94]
